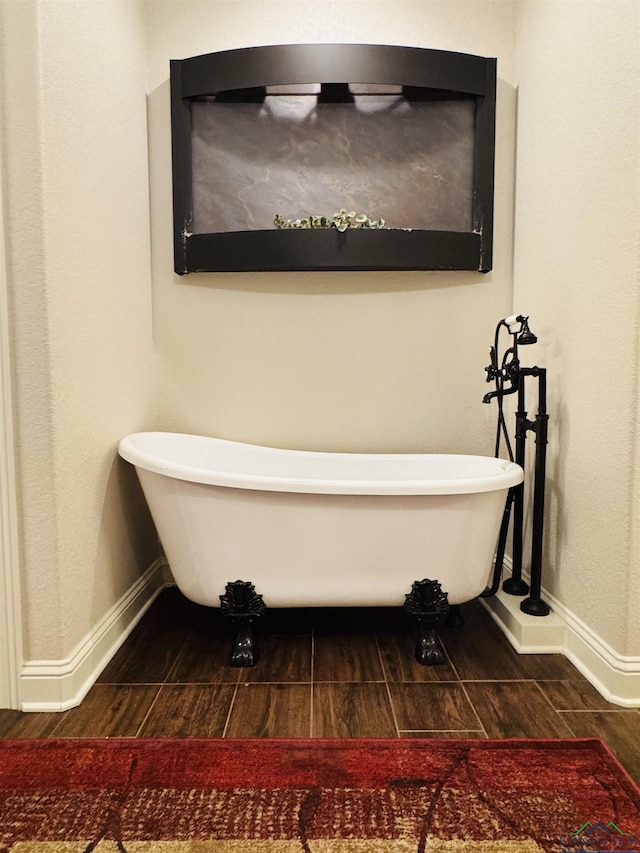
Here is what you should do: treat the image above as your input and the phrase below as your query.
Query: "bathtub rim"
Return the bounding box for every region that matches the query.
[119,431,524,496]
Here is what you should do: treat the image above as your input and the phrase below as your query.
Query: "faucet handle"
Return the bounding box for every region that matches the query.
[485,346,499,382]
[485,363,500,383]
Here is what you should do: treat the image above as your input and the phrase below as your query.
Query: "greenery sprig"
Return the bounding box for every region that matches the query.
[274,209,385,232]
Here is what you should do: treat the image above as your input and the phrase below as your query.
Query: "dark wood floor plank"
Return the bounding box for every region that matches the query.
[314,633,384,681]
[166,627,242,684]
[50,685,160,738]
[0,709,63,738]
[312,683,396,737]
[97,590,195,684]
[225,684,311,738]
[515,653,587,680]
[139,684,235,738]
[538,679,619,711]
[441,604,534,681]
[388,683,480,732]
[560,710,640,782]
[241,635,312,682]
[400,730,487,739]
[379,627,458,682]
[463,681,573,738]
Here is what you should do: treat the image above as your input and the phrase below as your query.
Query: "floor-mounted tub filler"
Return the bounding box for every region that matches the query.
[118,432,523,666]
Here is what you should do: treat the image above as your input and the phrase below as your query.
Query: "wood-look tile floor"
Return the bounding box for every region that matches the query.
[2,586,639,782]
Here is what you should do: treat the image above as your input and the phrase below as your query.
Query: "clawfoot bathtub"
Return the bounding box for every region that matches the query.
[119,432,523,665]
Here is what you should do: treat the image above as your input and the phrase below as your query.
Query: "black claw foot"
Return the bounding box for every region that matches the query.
[415,628,447,666]
[219,580,266,667]
[403,579,450,666]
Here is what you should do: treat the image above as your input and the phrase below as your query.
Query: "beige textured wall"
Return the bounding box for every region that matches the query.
[513,0,640,654]
[4,0,638,672]
[147,0,518,454]
[1,0,158,660]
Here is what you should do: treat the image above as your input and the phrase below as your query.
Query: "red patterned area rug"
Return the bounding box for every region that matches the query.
[1,738,640,852]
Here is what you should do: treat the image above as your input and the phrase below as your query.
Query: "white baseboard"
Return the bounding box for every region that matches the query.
[20,559,167,712]
[483,564,640,708]
[482,585,566,652]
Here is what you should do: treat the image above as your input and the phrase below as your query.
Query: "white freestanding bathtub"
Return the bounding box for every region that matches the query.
[119,432,523,612]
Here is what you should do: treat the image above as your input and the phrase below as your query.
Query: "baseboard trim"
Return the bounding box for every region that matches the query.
[550,591,640,708]
[483,563,640,707]
[481,585,566,653]
[20,559,167,712]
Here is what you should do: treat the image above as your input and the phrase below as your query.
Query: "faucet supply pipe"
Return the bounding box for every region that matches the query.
[519,366,550,616]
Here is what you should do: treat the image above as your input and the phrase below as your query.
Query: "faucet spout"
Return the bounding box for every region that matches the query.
[483,384,518,404]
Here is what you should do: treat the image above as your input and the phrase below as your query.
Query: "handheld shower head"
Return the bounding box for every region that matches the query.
[516,316,537,346]
[502,314,538,345]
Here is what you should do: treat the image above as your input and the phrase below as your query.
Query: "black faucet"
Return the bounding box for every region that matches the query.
[481,313,550,618]
[483,315,537,404]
